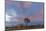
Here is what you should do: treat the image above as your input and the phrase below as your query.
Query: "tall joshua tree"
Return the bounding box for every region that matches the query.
[24,18,30,26]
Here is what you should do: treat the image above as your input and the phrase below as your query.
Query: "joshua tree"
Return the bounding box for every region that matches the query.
[24,18,30,26]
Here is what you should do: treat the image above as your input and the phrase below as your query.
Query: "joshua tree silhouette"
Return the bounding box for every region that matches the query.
[24,18,30,26]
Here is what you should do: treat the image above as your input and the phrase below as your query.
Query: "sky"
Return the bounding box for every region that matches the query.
[5,0,44,27]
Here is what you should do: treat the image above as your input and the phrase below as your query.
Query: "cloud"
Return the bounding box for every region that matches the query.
[6,14,11,22]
